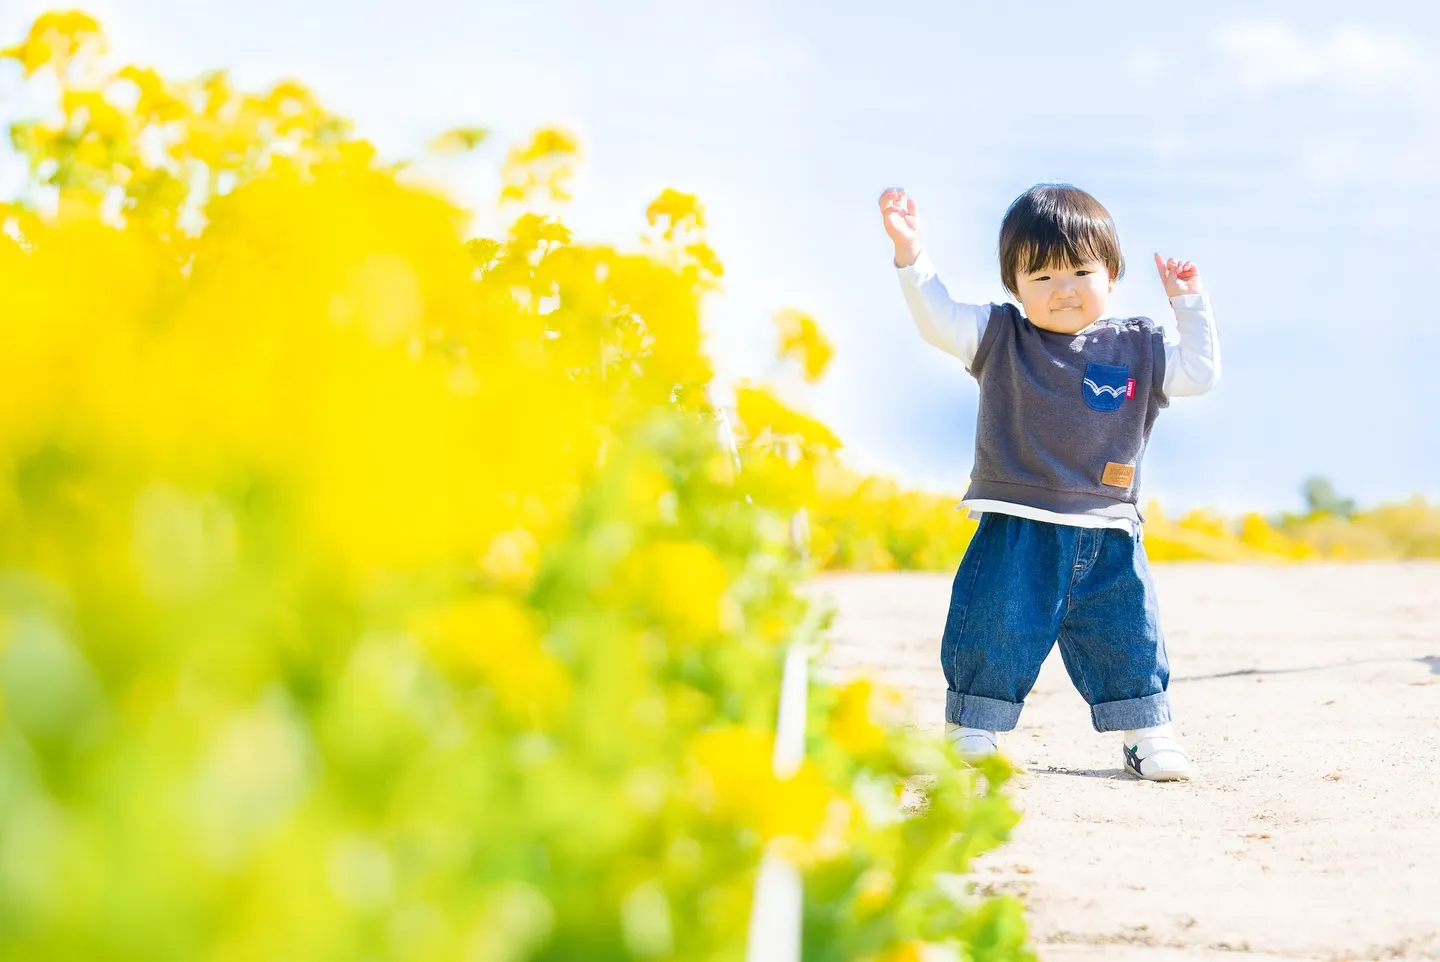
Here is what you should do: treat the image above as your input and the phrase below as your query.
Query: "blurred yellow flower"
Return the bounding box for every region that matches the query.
[499,127,580,204]
[1,10,104,76]
[760,760,834,841]
[829,679,888,756]
[415,596,571,725]
[688,725,775,819]
[427,126,489,154]
[877,940,926,962]
[687,726,835,843]
[630,540,730,637]
[774,308,835,384]
[0,13,1032,960]
[735,384,842,453]
[479,528,541,590]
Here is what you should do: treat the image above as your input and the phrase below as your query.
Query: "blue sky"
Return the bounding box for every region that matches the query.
[4,0,1439,511]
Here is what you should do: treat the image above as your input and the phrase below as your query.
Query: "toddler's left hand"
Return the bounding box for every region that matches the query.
[1154,253,1203,298]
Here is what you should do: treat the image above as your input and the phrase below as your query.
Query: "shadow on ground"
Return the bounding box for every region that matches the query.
[1174,655,1440,683]
[1028,767,1131,781]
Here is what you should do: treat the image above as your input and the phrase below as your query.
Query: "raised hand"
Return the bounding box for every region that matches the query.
[879,187,921,267]
[1154,253,1204,297]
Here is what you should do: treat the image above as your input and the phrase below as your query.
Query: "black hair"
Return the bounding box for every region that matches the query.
[998,184,1125,297]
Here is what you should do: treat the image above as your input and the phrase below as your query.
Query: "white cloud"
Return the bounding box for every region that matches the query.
[1127,20,1440,190]
[1211,20,1433,97]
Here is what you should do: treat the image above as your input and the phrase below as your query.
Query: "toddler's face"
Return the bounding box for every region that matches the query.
[1014,259,1115,333]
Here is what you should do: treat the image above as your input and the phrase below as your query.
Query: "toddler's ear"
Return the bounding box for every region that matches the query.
[1108,275,1117,293]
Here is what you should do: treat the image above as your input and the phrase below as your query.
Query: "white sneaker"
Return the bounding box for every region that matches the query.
[945,724,998,762]
[1122,724,1193,781]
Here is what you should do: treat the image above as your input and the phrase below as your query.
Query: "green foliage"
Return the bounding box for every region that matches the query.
[1301,476,1357,520]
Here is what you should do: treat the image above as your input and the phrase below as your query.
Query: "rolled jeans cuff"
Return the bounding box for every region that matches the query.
[946,690,1024,732]
[1090,690,1171,733]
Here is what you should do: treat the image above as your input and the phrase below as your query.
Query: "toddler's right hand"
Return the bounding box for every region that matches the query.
[879,188,921,268]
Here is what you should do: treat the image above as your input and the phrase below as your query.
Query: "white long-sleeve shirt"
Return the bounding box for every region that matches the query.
[897,248,1221,532]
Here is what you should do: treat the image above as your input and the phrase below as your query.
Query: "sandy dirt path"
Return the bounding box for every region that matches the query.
[806,564,1440,961]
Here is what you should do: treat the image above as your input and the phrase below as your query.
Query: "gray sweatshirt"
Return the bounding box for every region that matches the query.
[896,249,1221,527]
[967,302,1165,522]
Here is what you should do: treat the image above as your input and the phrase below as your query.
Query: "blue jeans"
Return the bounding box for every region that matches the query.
[941,513,1172,733]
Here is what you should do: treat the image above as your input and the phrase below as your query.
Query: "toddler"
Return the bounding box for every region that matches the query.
[879,184,1220,780]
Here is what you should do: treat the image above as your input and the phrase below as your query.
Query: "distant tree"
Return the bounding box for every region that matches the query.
[1302,475,1357,518]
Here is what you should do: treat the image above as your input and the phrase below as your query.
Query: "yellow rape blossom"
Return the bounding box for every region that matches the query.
[687,726,834,843]
[877,941,926,962]
[735,383,842,453]
[0,12,1030,962]
[829,679,889,757]
[414,596,571,726]
[428,126,490,154]
[774,308,835,383]
[628,540,731,638]
[499,127,580,204]
[1,10,104,76]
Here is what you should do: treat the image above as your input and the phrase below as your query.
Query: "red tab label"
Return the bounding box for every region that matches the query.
[1125,378,1136,399]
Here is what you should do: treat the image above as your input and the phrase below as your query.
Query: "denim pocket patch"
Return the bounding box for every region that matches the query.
[1082,362,1131,412]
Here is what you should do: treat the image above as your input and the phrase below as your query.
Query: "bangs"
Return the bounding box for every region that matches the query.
[1015,222,1113,277]
[999,184,1125,296]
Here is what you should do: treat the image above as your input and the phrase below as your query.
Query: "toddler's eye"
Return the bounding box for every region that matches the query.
[1035,275,1050,282]
[1076,270,1092,276]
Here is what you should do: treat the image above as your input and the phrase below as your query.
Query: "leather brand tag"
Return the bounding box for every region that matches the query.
[1102,462,1136,488]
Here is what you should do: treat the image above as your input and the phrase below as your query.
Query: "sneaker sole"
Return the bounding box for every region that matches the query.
[1124,758,1193,782]
[1129,767,1192,782]
[959,752,1026,774]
